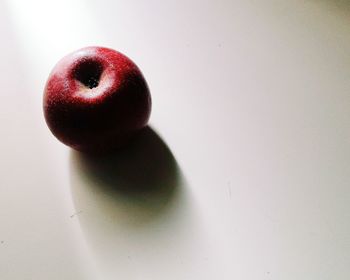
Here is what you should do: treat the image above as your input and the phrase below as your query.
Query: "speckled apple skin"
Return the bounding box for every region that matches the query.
[43,47,151,153]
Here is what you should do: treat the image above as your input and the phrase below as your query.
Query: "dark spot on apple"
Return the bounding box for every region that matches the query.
[74,60,103,89]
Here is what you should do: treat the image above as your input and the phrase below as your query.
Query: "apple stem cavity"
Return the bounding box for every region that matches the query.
[87,77,99,89]
[74,60,103,89]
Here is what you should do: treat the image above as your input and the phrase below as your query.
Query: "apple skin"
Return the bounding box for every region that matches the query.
[43,46,151,153]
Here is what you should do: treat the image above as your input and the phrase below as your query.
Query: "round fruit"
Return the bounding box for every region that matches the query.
[43,46,151,153]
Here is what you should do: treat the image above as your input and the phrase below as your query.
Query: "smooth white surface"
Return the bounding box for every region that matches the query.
[1,1,350,279]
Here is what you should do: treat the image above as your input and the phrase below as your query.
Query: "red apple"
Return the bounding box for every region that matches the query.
[43,46,151,153]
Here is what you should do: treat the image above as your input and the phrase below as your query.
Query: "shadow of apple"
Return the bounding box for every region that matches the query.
[69,127,210,278]
[70,126,184,227]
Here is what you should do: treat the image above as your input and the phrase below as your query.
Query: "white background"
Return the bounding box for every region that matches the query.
[0,1,349,279]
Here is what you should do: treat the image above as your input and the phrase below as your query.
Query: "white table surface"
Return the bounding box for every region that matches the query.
[1,1,349,279]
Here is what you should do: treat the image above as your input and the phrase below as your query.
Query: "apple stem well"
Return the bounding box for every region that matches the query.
[73,60,103,89]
